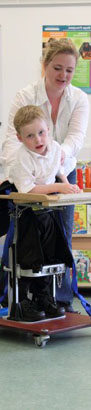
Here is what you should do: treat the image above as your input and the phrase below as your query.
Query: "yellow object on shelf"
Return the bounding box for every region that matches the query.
[73,204,87,234]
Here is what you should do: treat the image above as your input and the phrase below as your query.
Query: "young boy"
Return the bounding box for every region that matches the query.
[9,105,80,322]
[10,105,80,196]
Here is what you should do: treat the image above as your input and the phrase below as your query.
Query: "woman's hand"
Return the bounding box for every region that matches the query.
[58,182,81,194]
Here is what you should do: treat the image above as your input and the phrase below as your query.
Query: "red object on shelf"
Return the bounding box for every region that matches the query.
[77,169,83,189]
[85,167,91,188]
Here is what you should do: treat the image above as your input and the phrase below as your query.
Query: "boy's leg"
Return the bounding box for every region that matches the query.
[31,212,65,317]
[18,211,65,319]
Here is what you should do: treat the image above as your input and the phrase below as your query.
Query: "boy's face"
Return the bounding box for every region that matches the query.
[18,118,49,155]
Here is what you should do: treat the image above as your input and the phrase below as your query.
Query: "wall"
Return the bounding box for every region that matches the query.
[0,2,91,160]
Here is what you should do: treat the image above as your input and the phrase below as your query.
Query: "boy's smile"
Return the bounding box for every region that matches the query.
[18,118,49,155]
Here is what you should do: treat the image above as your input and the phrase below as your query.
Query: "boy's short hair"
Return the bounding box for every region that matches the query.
[14,105,48,134]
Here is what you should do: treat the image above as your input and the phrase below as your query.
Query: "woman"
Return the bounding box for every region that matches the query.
[2,38,89,312]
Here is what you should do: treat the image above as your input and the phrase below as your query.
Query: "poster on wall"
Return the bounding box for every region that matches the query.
[42,25,91,94]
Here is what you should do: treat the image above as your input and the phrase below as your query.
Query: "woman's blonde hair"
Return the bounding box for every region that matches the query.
[14,105,48,133]
[42,38,79,67]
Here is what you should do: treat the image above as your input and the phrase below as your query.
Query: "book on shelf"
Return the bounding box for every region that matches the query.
[87,204,91,234]
[73,204,87,234]
[72,249,91,284]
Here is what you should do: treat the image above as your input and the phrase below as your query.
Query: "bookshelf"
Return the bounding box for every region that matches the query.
[72,233,91,251]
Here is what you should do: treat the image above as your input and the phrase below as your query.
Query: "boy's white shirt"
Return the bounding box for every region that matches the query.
[9,140,76,193]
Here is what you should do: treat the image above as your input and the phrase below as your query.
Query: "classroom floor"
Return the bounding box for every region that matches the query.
[0,296,91,410]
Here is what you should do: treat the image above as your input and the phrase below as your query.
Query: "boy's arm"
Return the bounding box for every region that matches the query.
[29,182,81,195]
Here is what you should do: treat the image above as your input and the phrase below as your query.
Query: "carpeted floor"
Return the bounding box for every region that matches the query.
[0,296,91,410]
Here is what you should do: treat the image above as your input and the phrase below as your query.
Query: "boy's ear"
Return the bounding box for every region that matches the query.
[17,133,22,142]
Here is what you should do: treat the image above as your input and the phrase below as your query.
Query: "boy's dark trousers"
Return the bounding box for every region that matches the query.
[17,208,73,301]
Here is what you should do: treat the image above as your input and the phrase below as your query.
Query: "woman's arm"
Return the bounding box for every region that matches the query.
[60,90,89,158]
[2,84,35,175]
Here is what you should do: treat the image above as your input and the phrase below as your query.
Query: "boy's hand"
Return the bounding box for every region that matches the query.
[59,183,81,194]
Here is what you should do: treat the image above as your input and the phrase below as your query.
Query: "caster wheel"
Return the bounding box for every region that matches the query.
[33,334,50,347]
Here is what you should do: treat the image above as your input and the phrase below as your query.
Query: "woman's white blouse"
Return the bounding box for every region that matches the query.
[2,77,89,179]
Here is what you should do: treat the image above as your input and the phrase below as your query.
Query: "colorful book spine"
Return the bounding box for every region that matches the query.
[73,204,87,234]
[72,249,91,283]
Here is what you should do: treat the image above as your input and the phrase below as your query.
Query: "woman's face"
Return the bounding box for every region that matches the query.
[44,53,76,94]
